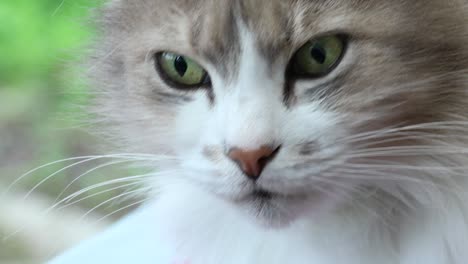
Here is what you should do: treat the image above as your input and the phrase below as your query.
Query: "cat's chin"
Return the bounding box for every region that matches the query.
[232,189,312,229]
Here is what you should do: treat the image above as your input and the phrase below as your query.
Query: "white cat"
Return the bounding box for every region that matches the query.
[49,0,468,263]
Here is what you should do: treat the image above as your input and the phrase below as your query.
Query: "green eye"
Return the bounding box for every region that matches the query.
[157,52,210,87]
[292,35,346,77]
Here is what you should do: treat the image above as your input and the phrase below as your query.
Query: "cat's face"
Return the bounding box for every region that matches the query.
[92,0,468,226]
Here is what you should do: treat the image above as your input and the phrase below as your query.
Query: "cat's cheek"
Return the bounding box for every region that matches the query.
[172,94,212,151]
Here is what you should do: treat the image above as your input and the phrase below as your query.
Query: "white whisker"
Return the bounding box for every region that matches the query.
[94,198,150,224]
[61,175,152,204]
[79,188,151,221]
[4,153,174,197]
[54,158,150,203]
[53,182,143,212]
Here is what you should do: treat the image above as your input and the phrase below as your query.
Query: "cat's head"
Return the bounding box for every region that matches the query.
[90,0,468,227]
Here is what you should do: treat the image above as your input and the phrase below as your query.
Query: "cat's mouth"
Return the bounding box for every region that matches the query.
[249,189,275,200]
[236,188,288,203]
[233,188,309,228]
[242,188,307,202]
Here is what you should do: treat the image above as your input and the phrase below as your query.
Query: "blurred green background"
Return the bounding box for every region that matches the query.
[0,1,137,263]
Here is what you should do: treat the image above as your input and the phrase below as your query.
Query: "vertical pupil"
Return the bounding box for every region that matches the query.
[174,56,188,77]
[310,45,326,64]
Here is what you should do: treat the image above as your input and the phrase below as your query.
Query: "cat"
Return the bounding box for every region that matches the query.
[49,0,468,263]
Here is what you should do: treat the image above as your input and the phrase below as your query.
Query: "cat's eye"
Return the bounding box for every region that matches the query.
[291,35,346,77]
[156,52,210,87]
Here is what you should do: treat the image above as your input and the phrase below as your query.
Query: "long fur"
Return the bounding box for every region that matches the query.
[52,0,468,263]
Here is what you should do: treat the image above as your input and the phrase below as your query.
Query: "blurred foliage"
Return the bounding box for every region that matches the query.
[0,1,140,262]
[0,0,97,86]
[0,0,102,192]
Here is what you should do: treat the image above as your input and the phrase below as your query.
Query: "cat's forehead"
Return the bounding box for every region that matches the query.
[137,0,399,74]
[110,0,410,44]
[105,0,464,79]
[108,0,456,49]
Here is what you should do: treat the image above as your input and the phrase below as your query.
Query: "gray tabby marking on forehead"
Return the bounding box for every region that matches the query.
[189,0,241,81]
[239,0,296,62]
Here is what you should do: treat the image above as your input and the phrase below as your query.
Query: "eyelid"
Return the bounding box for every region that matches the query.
[287,34,349,80]
[154,52,212,90]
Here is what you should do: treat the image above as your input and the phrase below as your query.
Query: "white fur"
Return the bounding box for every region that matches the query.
[49,182,468,264]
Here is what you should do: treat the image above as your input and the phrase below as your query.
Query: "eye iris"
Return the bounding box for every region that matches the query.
[310,44,326,64]
[174,56,188,77]
[292,35,345,77]
[157,52,210,87]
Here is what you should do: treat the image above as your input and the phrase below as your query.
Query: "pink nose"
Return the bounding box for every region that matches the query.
[227,146,279,180]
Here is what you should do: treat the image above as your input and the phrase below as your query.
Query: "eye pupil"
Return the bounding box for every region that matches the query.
[310,45,326,64]
[174,56,188,77]
[291,35,345,77]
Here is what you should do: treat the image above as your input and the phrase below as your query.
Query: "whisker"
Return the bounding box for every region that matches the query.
[54,158,150,203]
[324,169,429,184]
[61,174,154,204]
[79,188,151,221]
[338,120,468,146]
[53,182,143,213]
[4,153,174,197]
[22,156,119,201]
[325,167,468,204]
[51,0,66,16]
[4,156,97,197]
[337,163,468,173]
[345,147,468,158]
[94,198,151,224]
[350,133,467,149]
[61,169,179,204]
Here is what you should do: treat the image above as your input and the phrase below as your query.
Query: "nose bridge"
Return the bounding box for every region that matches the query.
[219,28,282,150]
[222,86,279,150]
[224,83,280,150]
